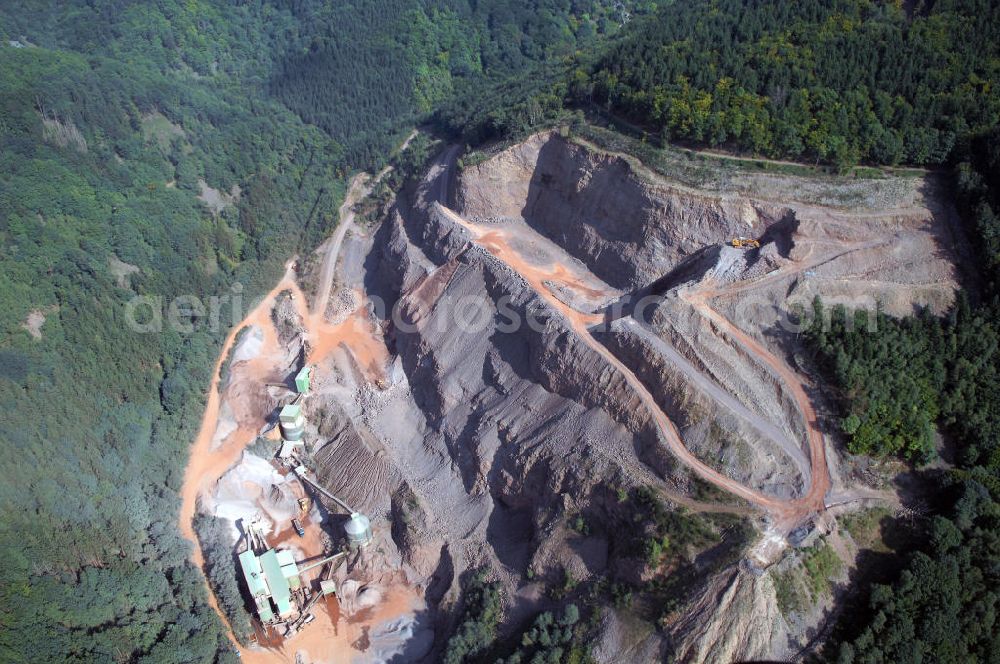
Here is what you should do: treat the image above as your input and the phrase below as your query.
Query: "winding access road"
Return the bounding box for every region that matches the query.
[432,146,831,531]
[312,173,368,318]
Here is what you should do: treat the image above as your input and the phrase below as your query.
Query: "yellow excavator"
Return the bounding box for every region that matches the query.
[731,237,761,249]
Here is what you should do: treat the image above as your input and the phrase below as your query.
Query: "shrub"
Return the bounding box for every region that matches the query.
[443,571,502,664]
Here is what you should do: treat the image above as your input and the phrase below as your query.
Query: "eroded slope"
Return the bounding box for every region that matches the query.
[187,131,961,664]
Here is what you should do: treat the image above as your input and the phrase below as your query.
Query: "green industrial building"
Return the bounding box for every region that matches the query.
[295,366,312,394]
[238,548,301,623]
[279,403,302,424]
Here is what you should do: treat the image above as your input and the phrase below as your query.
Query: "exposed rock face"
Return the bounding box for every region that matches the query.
[456,132,959,316]
[456,133,786,290]
[589,567,786,664]
[669,567,789,663]
[597,317,806,500]
[291,131,961,662]
[379,224,676,545]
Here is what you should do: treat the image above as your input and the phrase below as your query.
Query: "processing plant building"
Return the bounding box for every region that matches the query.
[238,548,301,622]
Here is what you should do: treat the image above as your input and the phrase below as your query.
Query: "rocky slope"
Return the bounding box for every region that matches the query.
[205,130,962,663]
[454,133,790,291]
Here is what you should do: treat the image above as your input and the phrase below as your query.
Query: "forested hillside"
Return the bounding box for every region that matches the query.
[0,3,349,660]
[0,1,637,660]
[581,0,1000,167]
[3,0,1000,661]
[271,0,640,165]
[432,0,1000,168]
[805,132,1000,660]
[806,128,1000,473]
[828,480,1000,662]
[427,1,1000,657]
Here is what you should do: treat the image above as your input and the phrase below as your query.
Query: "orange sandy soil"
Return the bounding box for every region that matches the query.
[307,291,389,382]
[472,228,606,327]
[179,263,302,567]
[180,276,387,559]
[241,585,423,664]
[178,255,403,660]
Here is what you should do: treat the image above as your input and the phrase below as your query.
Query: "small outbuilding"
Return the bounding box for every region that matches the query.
[294,366,312,394]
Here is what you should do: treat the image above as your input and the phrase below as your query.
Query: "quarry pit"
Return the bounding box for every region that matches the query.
[180,131,961,663]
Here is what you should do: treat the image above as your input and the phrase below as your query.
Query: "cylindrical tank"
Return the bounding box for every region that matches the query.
[344,513,372,547]
[279,404,306,441]
[280,420,305,441]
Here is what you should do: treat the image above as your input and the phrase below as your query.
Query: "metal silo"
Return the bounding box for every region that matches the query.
[279,403,305,441]
[344,512,372,547]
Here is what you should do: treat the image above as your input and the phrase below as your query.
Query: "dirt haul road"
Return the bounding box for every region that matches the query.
[312,173,368,317]
[682,287,830,527]
[621,317,812,482]
[314,153,409,320]
[178,282,390,658]
[178,261,304,566]
[177,261,306,642]
[437,202,830,530]
[179,277,390,661]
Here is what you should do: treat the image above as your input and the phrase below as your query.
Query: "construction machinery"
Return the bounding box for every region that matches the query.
[281,550,348,637]
[731,237,760,249]
[244,515,270,552]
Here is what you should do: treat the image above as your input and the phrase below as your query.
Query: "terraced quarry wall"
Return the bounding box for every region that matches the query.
[186,130,964,663]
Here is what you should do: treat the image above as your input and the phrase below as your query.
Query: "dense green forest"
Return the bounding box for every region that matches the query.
[803,129,1000,659]
[828,480,1000,662]
[435,0,1000,168]
[806,129,1000,471]
[272,0,642,165]
[0,3,347,660]
[581,0,1000,167]
[805,295,1000,468]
